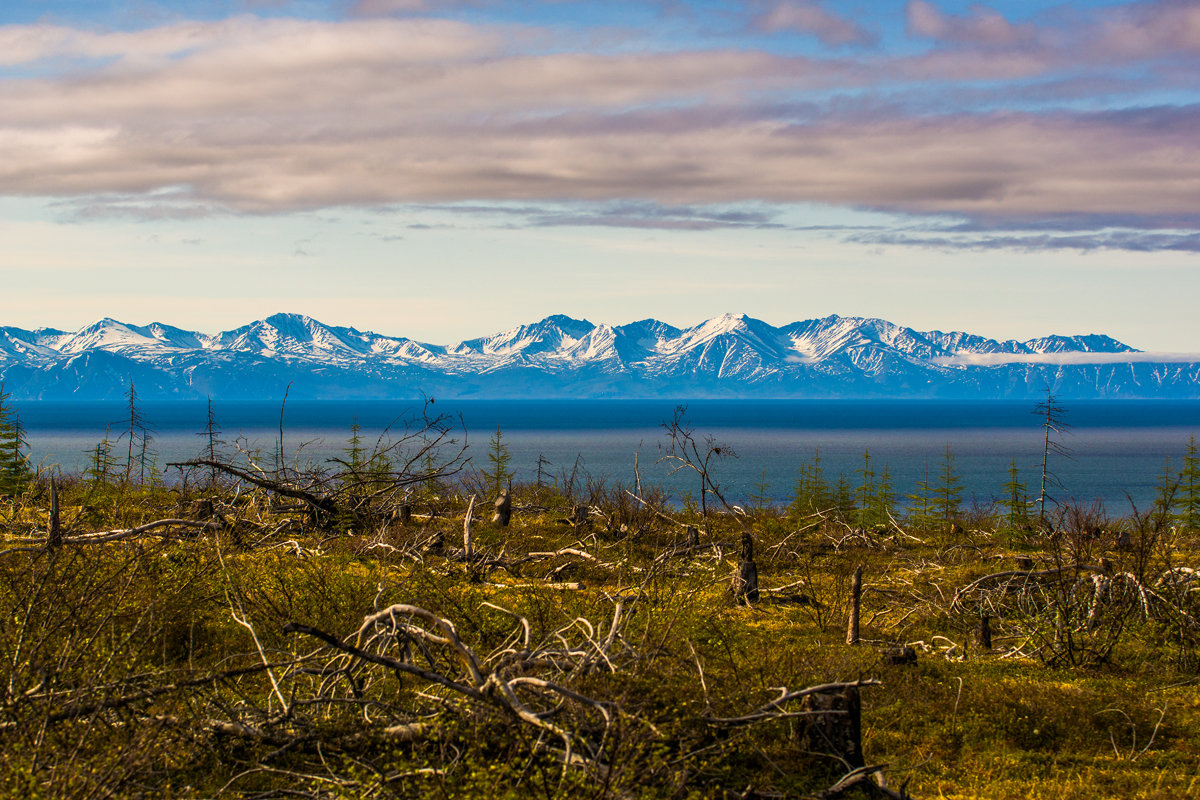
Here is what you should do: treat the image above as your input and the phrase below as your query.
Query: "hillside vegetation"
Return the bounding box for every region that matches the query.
[1,404,1199,799]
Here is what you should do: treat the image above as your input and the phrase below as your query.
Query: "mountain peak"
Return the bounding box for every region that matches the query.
[0,312,1188,400]
[536,313,593,329]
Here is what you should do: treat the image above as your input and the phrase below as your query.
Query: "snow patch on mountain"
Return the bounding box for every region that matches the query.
[1,312,1196,400]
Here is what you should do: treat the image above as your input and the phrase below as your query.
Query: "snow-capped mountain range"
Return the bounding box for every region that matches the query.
[1,312,1197,400]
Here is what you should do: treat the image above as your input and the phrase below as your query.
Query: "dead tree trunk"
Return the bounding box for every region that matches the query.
[47,476,62,551]
[463,495,476,559]
[978,614,992,650]
[398,504,412,526]
[846,565,863,645]
[731,531,759,603]
[493,488,512,527]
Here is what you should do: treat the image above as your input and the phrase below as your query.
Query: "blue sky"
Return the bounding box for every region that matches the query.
[1,0,1198,348]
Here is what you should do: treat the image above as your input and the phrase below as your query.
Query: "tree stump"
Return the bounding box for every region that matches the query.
[800,686,865,770]
[398,504,413,526]
[883,645,917,665]
[685,526,700,547]
[731,531,759,603]
[571,504,590,530]
[978,614,992,650]
[188,498,215,521]
[493,489,512,527]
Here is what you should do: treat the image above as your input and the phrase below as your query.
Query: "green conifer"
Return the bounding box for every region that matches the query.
[1177,435,1200,530]
[0,383,31,497]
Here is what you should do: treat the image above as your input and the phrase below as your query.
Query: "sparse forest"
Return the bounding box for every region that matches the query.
[1,396,1199,799]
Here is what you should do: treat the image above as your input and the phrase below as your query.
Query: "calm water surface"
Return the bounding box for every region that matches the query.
[15,399,1200,512]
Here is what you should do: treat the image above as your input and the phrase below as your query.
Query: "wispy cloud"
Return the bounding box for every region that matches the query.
[0,9,1197,243]
[906,0,1037,48]
[849,229,1200,253]
[416,201,785,230]
[753,1,876,46]
[933,351,1200,366]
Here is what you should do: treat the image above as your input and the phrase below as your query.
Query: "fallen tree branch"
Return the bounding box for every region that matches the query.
[1,659,309,728]
[809,763,912,800]
[0,518,222,556]
[705,679,883,727]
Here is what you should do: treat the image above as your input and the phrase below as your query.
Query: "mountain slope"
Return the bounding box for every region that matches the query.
[0,312,1195,400]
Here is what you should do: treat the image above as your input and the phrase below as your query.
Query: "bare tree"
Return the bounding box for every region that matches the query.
[1035,389,1071,528]
[172,399,469,530]
[658,406,737,534]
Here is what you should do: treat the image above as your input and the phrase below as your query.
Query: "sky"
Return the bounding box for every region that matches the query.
[1,0,1198,349]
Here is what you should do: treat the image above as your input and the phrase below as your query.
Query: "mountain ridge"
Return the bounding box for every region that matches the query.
[0,312,1195,400]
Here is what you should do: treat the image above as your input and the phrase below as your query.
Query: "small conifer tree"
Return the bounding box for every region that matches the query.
[873,463,896,527]
[1152,455,1179,522]
[854,449,876,527]
[487,425,514,498]
[0,383,31,497]
[749,470,772,515]
[790,450,830,517]
[906,463,936,533]
[1002,458,1029,530]
[1176,435,1200,530]
[931,445,963,531]
[345,416,366,473]
[85,427,117,490]
[834,474,854,520]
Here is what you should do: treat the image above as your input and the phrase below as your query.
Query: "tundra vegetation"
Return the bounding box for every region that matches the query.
[0,396,1199,799]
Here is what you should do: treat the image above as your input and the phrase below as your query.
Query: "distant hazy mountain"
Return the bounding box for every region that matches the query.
[0,312,1196,400]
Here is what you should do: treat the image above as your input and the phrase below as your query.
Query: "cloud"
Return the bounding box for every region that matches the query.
[902,0,1200,70]
[755,2,875,46]
[849,229,1200,253]
[418,201,785,230]
[351,0,440,15]
[932,352,1200,367]
[0,15,1198,234]
[1095,0,1200,58]
[906,1,1037,48]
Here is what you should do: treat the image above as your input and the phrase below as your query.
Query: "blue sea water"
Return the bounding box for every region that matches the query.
[14,399,1200,513]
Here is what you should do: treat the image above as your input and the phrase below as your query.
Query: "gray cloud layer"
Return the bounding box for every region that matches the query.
[0,7,1197,236]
